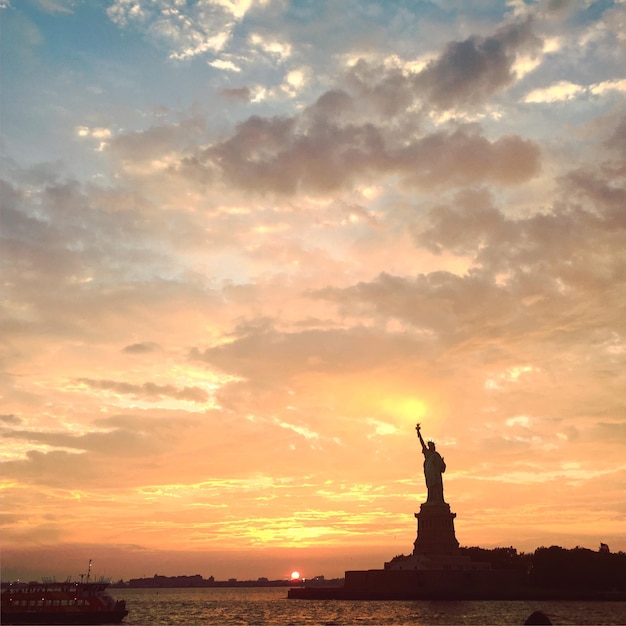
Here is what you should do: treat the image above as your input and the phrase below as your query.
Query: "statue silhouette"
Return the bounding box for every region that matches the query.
[416,423,446,504]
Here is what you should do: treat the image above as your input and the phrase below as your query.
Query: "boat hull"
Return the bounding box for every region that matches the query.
[1,608,128,625]
[2,580,128,625]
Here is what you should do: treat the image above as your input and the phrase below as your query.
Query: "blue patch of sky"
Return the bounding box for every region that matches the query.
[578,0,618,23]
[0,4,204,176]
[285,0,455,26]
[5,3,129,67]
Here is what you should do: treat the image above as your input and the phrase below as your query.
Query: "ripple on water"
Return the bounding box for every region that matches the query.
[113,587,626,625]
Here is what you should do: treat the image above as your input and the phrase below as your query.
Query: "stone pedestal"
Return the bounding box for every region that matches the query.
[413,502,459,555]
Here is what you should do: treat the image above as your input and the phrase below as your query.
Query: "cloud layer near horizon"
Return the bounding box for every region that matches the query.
[1,0,625,581]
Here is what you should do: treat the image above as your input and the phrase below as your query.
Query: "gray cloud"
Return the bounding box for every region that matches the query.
[0,173,225,350]
[179,119,540,195]
[108,117,207,163]
[606,115,626,159]
[2,428,147,455]
[415,20,541,110]
[0,178,160,290]
[221,87,252,101]
[122,342,161,354]
[1,413,200,487]
[191,323,431,383]
[105,21,543,197]
[413,188,509,255]
[594,421,626,443]
[316,185,625,350]
[314,271,522,347]
[417,162,626,288]
[343,62,417,119]
[1,449,99,487]
[393,129,540,188]
[0,414,23,426]
[342,19,541,115]
[76,378,210,403]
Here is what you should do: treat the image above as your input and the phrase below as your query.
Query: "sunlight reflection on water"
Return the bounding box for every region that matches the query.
[114,587,626,625]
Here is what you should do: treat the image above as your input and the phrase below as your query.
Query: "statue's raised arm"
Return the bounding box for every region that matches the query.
[416,423,427,454]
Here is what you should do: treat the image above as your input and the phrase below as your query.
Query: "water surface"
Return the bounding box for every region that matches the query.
[112,587,626,625]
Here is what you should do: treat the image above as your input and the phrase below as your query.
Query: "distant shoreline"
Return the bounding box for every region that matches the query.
[1,576,343,590]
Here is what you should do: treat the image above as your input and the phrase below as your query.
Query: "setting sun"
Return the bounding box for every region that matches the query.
[290,571,300,580]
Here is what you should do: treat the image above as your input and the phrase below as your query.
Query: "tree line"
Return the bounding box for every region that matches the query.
[459,545,626,591]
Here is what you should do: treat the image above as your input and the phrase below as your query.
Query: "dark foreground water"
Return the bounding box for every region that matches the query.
[112,587,626,625]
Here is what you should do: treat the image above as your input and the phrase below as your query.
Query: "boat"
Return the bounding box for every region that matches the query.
[1,580,128,625]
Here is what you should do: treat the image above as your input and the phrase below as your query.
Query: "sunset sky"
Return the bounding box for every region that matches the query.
[2,0,625,583]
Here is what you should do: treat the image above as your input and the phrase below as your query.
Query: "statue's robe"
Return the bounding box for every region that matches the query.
[423,449,446,503]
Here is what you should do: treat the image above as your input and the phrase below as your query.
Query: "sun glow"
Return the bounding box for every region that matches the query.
[383,397,427,423]
[290,571,300,580]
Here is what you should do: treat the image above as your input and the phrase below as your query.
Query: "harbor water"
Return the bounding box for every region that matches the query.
[113,587,626,625]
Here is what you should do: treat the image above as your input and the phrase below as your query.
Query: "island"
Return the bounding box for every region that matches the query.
[288,424,626,601]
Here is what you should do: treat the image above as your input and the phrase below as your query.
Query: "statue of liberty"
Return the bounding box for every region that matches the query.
[416,423,446,504]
